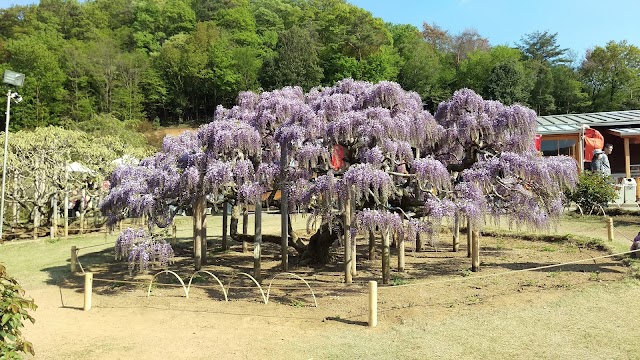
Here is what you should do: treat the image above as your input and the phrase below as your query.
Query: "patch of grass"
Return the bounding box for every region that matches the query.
[541,245,557,252]
[391,275,407,286]
[547,271,560,278]
[481,229,609,252]
[290,299,306,308]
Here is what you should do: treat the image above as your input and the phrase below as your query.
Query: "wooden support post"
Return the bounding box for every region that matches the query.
[607,217,614,242]
[467,219,472,258]
[368,280,378,327]
[624,138,630,178]
[242,207,248,235]
[382,229,390,285]
[52,195,58,235]
[280,142,289,271]
[415,232,422,252]
[70,246,77,273]
[64,166,69,238]
[350,187,356,276]
[344,189,352,284]
[171,223,177,245]
[79,188,86,234]
[50,226,55,240]
[398,238,405,272]
[471,230,480,272]
[254,199,262,282]
[368,231,375,260]
[83,272,93,311]
[222,201,228,250]
[453,213,460,252]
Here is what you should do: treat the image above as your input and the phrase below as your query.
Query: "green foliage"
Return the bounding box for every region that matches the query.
[518,31,570,65]
[484,60,528,105]
[0,263,37,359]
[565,171,618,214]
[580,40,640,112]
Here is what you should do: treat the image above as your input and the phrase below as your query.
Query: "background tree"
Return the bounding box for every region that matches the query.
[518,31,570,65]
[579,41,640,111]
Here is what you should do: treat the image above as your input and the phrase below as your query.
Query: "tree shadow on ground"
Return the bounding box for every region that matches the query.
[40,235,372,305]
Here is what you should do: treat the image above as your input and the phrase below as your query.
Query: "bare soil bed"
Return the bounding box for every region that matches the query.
[19,214,640,359]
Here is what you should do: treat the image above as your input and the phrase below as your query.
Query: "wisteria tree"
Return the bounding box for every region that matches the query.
[102,79,578,279]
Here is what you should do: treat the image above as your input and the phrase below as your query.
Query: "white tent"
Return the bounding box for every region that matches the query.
[66,161,94,173]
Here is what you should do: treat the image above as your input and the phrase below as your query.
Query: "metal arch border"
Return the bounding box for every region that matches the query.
[226,272,267,304]
[266,272,318,307]
[147,270,189,298]
[186,270,228,301]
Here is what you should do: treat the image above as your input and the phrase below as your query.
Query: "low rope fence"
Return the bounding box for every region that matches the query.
[365,248,640,327]
[70,216,640,327]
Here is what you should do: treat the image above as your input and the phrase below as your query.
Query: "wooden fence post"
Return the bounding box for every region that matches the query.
[607,217,614,242]
[84,272,93,311]
[368,280,378,327]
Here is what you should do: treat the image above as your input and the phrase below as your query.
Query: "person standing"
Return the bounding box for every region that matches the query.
[591,144,612,176]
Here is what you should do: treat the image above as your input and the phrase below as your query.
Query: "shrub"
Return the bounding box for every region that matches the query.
[565,171,617,214]
[1,264,37,359]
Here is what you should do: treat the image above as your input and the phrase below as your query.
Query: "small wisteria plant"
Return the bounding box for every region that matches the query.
[115,228,175,275]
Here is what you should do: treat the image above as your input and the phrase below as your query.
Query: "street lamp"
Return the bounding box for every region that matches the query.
[1,70,25,240]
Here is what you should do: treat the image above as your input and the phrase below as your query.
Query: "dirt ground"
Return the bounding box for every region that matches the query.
[17,214,640,359]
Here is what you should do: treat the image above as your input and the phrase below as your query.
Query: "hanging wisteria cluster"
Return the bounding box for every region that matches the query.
[115,227,175,275]
[101,78,578,252]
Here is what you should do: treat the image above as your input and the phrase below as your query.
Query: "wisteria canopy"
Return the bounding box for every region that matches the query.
[101,79,578,250]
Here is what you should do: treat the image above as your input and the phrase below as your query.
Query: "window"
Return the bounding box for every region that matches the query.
[541,139,576,157]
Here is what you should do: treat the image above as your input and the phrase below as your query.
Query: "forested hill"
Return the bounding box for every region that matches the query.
[1,0,639,130]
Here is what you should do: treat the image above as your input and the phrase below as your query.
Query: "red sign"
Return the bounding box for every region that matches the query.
[331,145,345,170]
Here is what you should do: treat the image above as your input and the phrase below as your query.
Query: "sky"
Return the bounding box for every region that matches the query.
[2,0,639,58]
[346,0,640,58]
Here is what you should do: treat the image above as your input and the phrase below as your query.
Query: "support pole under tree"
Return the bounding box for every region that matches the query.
[242,206,248,235]
[344,189,352,284]
[79,188,86,234]
[382,229,390,285]
[70,246,77,273]
[171,222,176,246]
[52,194,58,237]
[193,196,204,271]
[64,166,69,238]
[467,219,472,258]
[471,230,480,272]
[607,217,614,242]
[398,236,405,272]
[368,231,375,260]
[222,201,228,250]
[280,142,289,271]
[350,187,356,276]
[84,272,93,311]
[368,280,378,327]
[254,199,262,282]
[453,213,460,252]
